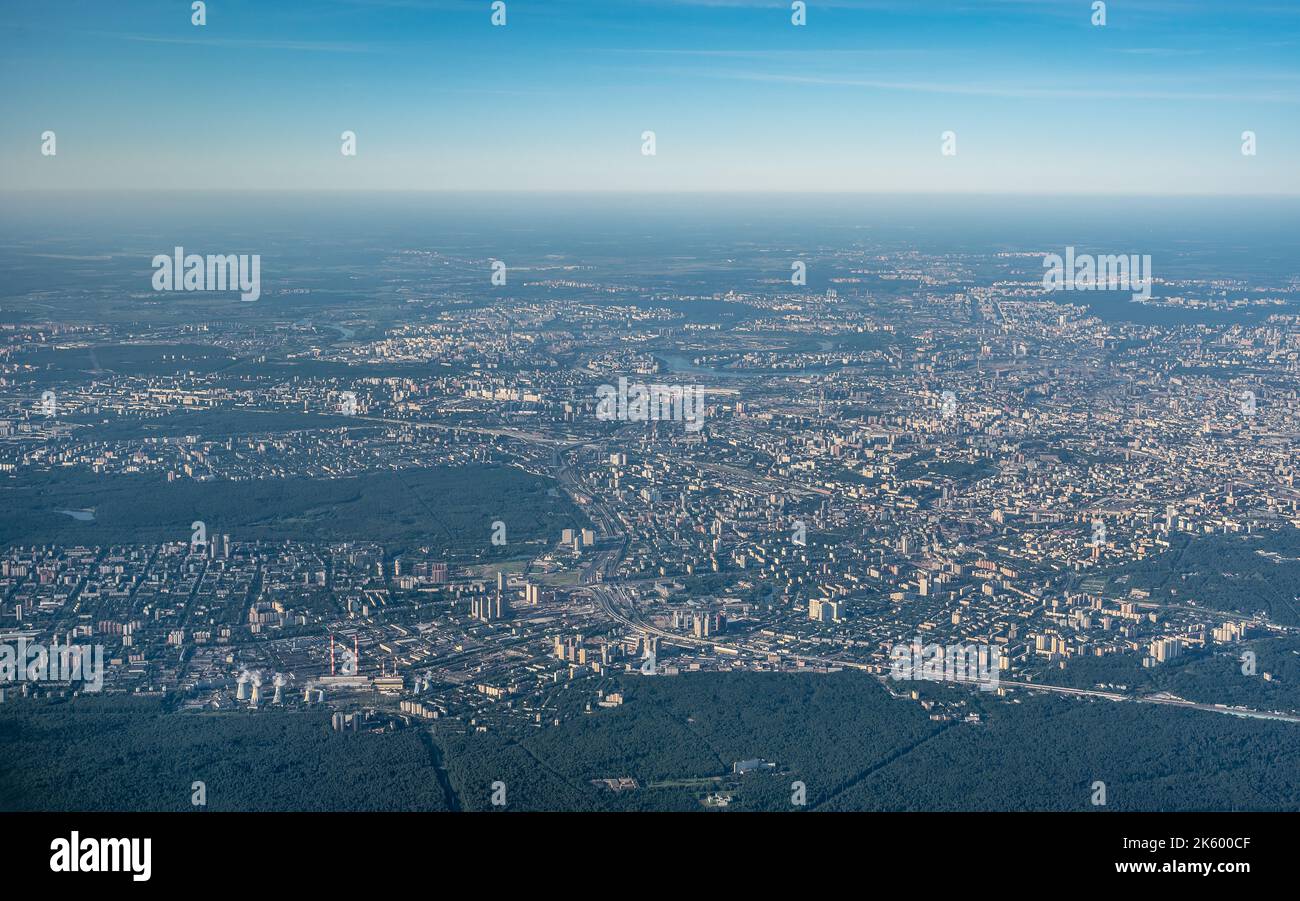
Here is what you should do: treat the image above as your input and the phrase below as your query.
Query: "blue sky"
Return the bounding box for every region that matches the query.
[2,0,1297,193]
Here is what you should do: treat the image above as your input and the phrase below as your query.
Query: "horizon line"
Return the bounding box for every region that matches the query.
[2,188,1298,199]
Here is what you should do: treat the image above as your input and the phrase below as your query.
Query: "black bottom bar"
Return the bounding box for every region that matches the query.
[7,811,1283,885]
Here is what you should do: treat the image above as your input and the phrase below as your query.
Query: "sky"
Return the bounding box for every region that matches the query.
[1,0,1298,194]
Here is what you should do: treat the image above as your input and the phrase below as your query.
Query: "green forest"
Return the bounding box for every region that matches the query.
[4,671,1297,812]
[0,695,448,812]
[0,463,584,559]
[1099,529,1300,626]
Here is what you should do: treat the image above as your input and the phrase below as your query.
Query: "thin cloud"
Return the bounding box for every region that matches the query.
[1114,48,1207,57]
[597,47,942,58]
[116,34,377,53]
[693,68,1300,103]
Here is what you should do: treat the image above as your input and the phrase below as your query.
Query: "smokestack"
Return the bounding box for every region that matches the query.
[330,634,335,676]
[353,636,359,672]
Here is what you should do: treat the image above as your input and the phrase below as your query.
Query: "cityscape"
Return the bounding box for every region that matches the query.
[2,0,1299,831]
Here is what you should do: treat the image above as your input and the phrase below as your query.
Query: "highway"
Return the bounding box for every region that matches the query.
[303,410,1300,728]
[590,584,1300,725]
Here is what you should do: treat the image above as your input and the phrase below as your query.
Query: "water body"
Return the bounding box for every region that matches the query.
[658,353,836,379]
[657,353,735,377]
[1054,290,1298,327]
